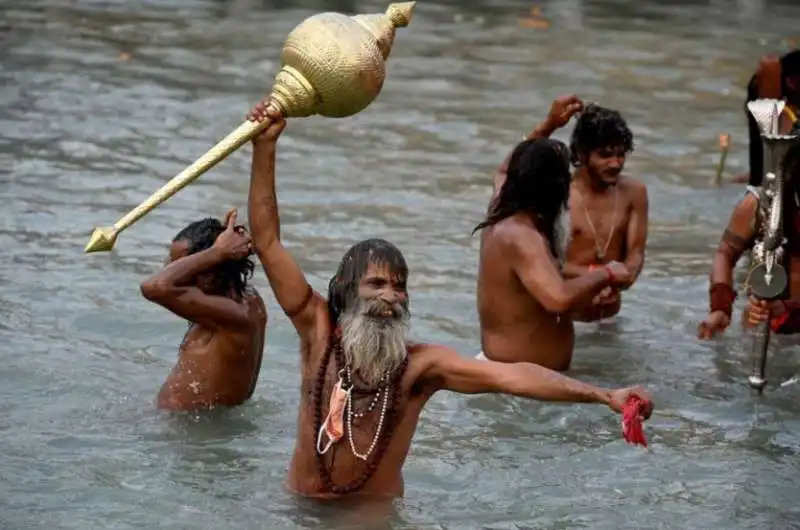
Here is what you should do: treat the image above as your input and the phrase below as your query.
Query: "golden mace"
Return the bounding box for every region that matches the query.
[84,1,416,253]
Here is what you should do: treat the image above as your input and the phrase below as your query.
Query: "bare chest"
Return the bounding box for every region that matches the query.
[568,191,631,261]
[294,344,428,495]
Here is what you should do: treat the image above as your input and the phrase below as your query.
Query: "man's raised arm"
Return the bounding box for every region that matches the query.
[140,209,254,331]
[490,95,584,202]
[247,103,321,337]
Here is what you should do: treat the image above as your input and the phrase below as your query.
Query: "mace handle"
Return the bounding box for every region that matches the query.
[748,320,771,394]
[84,114,276,253]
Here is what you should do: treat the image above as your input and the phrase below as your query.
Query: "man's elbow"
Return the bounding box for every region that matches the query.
[710,251,735,277]
[252,229,279,255]
[140,279,172,301]
[542,294,572,314]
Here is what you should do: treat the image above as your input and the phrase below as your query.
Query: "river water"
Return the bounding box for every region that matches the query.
[3,0,800,528]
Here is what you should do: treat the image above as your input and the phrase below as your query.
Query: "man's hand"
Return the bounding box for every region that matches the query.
[592,286,620,306]
[213,209,253,260]
[697,310,731,339]
[607,386,653,417]
[544,94,584,130]
[247,101,287,145]
[745,295,784,328]
[605,261,632,286]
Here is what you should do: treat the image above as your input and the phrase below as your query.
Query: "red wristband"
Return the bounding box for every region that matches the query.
[709,283,736,318]
[589,264,613,283]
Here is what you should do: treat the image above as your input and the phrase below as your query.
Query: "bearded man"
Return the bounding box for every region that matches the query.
[699,141,800,338]
[476,96,635,371]
[245,102,654,499]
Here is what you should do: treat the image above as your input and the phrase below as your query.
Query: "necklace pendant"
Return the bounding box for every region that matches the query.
[596,248,605,262]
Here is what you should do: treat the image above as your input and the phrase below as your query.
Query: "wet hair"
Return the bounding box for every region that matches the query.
[172,217,254,297]
[473,138,571,254]
[327,238,409,327]
[569,104,634,167]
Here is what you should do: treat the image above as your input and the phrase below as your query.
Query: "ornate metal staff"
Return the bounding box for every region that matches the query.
[84,2,416,253]
[745,98,798,393]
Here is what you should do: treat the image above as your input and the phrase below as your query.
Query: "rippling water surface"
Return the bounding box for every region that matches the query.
[3,0,800,528]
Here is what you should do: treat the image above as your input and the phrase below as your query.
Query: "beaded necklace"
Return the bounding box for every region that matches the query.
[313,340,408,494]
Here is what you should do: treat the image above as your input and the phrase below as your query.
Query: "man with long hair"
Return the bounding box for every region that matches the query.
[475,96,633,371]
[140,211,266,411]
[699,141,800,338]
[562,104,648,323]
[245,101,653,499]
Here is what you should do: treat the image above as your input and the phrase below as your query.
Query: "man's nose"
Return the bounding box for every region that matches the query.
[380,291,401,304]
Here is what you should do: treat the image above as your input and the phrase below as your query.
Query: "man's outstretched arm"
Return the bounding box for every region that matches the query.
[247,103,322,339]
[422,345,653,417]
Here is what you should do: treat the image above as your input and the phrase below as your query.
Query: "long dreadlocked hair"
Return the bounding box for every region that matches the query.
[473,138,571,257]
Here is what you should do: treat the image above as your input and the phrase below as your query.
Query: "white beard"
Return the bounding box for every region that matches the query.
[554,206,572,265]
[339,299,410,388]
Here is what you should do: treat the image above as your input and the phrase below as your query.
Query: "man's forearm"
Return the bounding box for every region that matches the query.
[562,262,591,279]
[708,252,738,316]
[561,268,614,310]
[621,254,644,290]
[248,143,280,248]
[144,248,226,288]
[710,251,736,287]
[506,362,612,405]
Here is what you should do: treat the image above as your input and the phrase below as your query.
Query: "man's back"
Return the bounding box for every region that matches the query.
[157,289,267,410]
[477,214,575,371]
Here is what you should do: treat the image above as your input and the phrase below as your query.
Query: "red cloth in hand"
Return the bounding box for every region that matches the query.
[622,396,649,447]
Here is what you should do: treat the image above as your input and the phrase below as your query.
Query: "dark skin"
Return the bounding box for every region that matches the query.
[563,137,649,323]
[246,101,653,499]
[141,210,267,411]
[478,96,633,370]
[697,193,800,338]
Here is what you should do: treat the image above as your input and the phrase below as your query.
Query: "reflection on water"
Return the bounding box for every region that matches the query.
[2,0,800,528]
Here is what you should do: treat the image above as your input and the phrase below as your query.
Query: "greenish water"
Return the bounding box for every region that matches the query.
[3,0,800,528]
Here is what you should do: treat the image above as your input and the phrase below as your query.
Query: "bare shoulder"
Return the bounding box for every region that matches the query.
[245,287,267,321]
[736,192,759,214]
[406,342,460,380]
[728,192,759,230]
[618,175,648,198]
[490,215,547,253]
